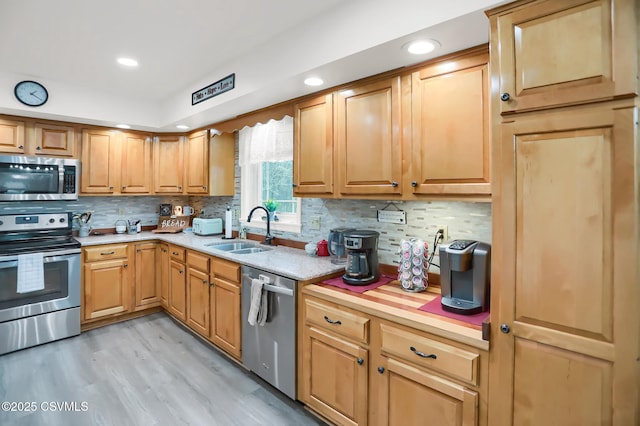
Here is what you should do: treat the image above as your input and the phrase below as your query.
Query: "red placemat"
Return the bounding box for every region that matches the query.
[321,274,395,294]
[418,296,490,326]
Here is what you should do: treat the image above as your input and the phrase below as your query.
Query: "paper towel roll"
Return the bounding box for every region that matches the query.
[225,208,233,239]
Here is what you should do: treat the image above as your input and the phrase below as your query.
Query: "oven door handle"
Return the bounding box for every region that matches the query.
[0,248,81,263]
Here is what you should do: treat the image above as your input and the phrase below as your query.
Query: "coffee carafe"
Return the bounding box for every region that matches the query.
[342,230,380,285]
[328,227,356,264]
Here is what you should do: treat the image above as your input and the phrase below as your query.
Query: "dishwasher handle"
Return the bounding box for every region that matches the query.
[242,273,294,297]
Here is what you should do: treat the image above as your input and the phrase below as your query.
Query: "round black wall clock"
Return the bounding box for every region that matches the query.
[14,80,49,107]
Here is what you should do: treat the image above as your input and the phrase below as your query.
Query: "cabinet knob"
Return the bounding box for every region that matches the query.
[410,346,437,359]
[391,181,398,187]
[172,252,179,255]
[202,279,207,284]
[179,270,184,274]
[123,263,128,268]
[411,181,417,187]
[292,183,297,188]
[500,324,511,334]
[36,146,41,151]
[18,145,24,149]
[209,282,215,287]
[137,249,141,253]
[109,186,114,190]
[202,186,206,190]
[178,186,182,190]
[500,93,511,102]
[324,315,342,325]
[357,358,364,365]
[377,366,385,374]
[122,186,126,190]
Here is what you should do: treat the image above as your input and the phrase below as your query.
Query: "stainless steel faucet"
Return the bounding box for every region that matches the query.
[247,206,274,245]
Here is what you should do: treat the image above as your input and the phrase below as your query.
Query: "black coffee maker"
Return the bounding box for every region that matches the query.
[342,230,380,285]
[439,240,491,314]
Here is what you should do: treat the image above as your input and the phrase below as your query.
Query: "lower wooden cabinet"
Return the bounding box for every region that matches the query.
[133,242,160,310]
[158,243,170,308]
[168,259,187,321]
[82,244,131,322]
[186,250,211,336]
[300,294,487,426]
[209,257,242,359]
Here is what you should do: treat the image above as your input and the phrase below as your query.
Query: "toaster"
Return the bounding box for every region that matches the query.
[192,218,223,236]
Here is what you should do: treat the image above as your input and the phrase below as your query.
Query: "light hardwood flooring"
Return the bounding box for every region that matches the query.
[0,313,326,426]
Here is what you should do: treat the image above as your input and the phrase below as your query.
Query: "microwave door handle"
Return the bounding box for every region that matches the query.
[261,283,294,297]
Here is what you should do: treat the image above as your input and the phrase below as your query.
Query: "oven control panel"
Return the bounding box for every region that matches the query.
[0,213,71,232]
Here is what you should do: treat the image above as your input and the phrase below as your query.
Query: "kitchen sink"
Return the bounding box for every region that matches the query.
[205,241,272,254]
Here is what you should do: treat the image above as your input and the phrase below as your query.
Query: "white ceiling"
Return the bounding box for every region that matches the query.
[0,0,506,132]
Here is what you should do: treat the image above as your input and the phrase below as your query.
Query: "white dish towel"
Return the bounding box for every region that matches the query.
[247,278,264,326]
[17,252,45,293]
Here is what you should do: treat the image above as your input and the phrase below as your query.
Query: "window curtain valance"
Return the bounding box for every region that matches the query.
[238,115,293,167]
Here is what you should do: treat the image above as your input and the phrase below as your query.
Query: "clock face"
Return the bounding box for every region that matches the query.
[14,80,48,107]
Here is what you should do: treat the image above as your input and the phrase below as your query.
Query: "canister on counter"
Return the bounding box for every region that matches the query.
[397,238,429,292]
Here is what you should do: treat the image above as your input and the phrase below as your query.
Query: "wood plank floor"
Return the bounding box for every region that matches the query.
[0,313,326,426]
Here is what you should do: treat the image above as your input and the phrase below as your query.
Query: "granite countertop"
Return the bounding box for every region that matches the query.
[75,232,345,282]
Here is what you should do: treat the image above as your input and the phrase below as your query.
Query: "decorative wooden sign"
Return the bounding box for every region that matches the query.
[152,216,191,233]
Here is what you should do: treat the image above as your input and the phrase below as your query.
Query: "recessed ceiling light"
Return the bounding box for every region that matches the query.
[117,57,139,67]
[116,124,131,129]
[404,39,440,55]
[176,124,189,130]
[304,77,324,87]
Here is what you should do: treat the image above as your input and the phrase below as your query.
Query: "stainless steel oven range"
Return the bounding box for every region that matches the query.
[0,212,81,355]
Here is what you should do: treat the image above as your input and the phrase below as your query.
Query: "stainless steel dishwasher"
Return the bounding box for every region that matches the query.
[241,265,297,400]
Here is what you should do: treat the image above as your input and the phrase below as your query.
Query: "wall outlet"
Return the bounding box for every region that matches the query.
[233,209,240,220]
[309,216,321,230]
[437,225,448,242]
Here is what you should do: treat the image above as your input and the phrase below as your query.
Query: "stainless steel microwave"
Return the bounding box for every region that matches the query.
[0,155,79,201]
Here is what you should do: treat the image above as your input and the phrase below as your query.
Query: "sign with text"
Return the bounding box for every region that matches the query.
[192,73,235,105]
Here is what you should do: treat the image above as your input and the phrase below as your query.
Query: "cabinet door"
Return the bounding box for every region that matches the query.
[488,106,639,425]
[168,259,187,321]
[134,242,160,310]
[411,53,490,195]
[184,130,208,194]
[301,326,368,426]
[209,132,235,196]
[210,276,241,358]
[120,132,152,194]
[491,0,637,113]
[83,259,130,321]
[186,267,210,336]
[376,357,478,426]
[0,118,26,154]
[34,122,76,157]
[293,94,334,195]
[336,77,402,195]
[81,129,119,193]
[153,135,184,193]
[158,244,170,308]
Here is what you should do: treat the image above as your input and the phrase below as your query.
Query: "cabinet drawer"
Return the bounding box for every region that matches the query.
[187,250,209,272]
[84,244,128,262]
[305,298,369,344]
[168,245,185,262]
[211,257,240,282]
[380,323,479,385]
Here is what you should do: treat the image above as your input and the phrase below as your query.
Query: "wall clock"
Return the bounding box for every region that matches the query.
[14,80,49,107]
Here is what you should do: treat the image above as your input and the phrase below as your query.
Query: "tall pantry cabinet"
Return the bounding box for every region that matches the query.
[485,1,639,425]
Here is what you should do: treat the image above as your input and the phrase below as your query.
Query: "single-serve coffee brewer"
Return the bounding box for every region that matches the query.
[439,240,491,315]
[342,230,380,285]
[328,227,355,264]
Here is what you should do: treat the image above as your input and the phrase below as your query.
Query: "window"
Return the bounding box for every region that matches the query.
[239,116,301,233]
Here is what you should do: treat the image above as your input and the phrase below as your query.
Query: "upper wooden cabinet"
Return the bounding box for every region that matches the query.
[120,132,153,194]
[409,50,490,196]
[184,130,209,194]
[0,116,77,157]
[336,77,403,196]
[293,94,334,195]
[208,132,235,196]
[489,0,637,113]
[81,129,152,195]
[153,135,185,194]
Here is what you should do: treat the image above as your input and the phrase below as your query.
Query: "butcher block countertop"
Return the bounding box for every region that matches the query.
[303,281,490,351]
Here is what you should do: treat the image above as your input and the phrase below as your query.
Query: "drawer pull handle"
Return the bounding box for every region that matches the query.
[410,346,437,359]
[357,358,364,365]
[324,315,342,325]
[100,251,115,255]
